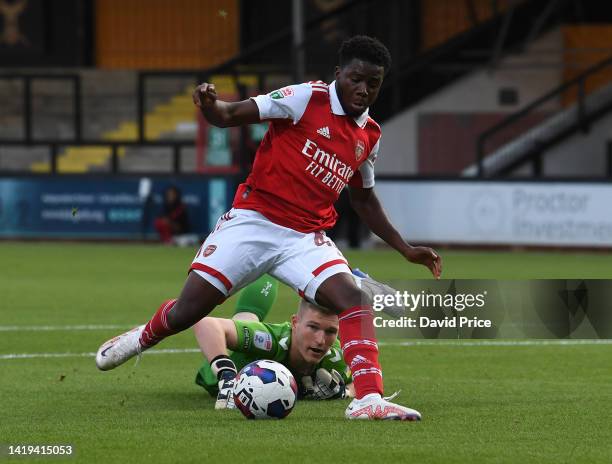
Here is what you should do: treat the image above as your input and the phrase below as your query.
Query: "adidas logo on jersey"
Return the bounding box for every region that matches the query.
[317,126,331,139]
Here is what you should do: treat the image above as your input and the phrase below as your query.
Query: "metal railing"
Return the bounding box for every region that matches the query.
[0,71,264,175]
[476,54,612,177]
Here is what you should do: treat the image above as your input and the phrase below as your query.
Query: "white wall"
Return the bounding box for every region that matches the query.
[376,180,612,247]
[378,29,564,174]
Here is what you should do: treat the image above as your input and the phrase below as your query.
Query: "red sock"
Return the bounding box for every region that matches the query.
[139,299,179,348]
[339,305,383,399]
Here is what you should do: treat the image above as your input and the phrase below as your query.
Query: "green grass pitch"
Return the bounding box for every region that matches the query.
[1,242,611,463]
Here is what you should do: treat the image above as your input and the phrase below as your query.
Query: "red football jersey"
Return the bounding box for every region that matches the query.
[232,81,382,233]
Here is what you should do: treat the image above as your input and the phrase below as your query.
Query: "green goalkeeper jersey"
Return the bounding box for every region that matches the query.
[195,319,351,396]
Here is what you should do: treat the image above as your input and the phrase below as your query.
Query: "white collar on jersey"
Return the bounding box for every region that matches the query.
[329,80,369,129]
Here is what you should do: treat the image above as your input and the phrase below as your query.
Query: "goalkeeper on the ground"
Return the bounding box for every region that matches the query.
[194,269,404,409]
[194,274,354,409]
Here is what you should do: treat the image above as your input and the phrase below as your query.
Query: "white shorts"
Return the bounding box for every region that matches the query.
[190,208,352,301]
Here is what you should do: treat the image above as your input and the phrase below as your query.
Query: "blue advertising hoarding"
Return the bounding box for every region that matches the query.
[0,176,236,239]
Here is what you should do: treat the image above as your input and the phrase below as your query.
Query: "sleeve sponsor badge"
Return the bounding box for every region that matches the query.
[254,330,273,351]
[269,86,294,99]
[242,326,251,350]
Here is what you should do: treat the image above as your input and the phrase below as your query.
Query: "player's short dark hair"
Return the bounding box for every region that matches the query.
[338,35,391,72]
[298,299,337,318]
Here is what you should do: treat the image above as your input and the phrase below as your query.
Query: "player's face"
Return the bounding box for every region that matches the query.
[292,307,339,365]
[334,58,384,117]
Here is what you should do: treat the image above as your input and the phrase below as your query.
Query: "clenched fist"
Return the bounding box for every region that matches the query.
[193,83,218,107]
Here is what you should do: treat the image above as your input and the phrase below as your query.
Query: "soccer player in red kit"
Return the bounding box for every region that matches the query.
[96,36,442,420]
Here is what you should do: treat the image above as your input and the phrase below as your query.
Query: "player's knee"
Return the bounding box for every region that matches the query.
[166,272,226,330]
[316,275,365,313]
[341,286,366,309]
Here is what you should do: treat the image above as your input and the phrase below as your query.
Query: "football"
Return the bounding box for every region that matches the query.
[233,360,298,419]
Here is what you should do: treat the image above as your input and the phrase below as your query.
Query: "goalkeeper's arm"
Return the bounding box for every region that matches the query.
[193,317,240,361]
[193,318,242,409]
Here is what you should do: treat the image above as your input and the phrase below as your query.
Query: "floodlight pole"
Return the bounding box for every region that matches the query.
[292,0,305,83]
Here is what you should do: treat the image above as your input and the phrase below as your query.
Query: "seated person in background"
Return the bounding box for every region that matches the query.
[154,186,189,244]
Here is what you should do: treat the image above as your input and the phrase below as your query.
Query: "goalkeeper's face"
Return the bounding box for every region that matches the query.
[291,305,339,365]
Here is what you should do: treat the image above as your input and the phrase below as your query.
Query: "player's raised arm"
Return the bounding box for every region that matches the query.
[192,82,261,128]
[348,185,442,279]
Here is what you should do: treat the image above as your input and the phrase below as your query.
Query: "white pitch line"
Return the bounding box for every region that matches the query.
[0,348,201,360]
[1,340,611,361]
[0,324,133,332]
[4,325,609,347]
[381,339,612,347]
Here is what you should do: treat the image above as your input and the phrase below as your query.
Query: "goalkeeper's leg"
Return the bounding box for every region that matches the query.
[232,274,278,322]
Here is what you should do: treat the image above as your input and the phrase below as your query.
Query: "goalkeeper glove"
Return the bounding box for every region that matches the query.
[301,368,346,400]
[211,356,237,410]
[215,374,236,410]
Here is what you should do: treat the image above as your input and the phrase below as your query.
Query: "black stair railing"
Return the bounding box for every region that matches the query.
[476,54,612,177]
